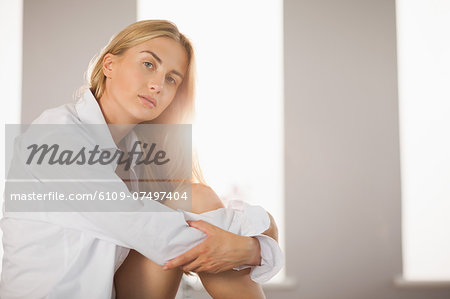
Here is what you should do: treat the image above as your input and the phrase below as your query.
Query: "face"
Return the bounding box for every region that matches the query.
[101,37,188,124]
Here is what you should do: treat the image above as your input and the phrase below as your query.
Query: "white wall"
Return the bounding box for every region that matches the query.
[15,0,450,298]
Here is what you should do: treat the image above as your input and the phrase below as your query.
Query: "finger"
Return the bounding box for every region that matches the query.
[163,245,201,270]
[188,220,215,236]
[216,265,231,273]
[196,263,217,274]
[182,258,202,272]
[192,261,218,273]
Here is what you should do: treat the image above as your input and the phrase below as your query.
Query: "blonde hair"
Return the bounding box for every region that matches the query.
[82,20,205,187]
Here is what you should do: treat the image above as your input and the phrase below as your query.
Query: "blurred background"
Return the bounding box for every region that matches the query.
[1,0,449,298]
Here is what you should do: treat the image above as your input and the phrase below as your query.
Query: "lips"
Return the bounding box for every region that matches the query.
[139,95,157,108]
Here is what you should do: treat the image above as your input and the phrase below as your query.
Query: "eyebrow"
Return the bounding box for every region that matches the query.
[140,50,184,80]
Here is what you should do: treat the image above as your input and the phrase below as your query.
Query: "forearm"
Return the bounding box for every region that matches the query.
[163,188,283,282]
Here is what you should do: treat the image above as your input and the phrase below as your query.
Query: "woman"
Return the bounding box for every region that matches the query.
[0,20,283,298]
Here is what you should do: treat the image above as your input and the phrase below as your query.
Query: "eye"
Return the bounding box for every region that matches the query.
[143,61,154,69]
[167,76,176,85]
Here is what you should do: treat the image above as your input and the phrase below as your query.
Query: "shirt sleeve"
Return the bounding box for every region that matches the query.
[233,234,285,284]
[182,202,285,284]
[225,200,285,283]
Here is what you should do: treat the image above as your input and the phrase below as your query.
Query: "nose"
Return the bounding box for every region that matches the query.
[148,72,164,93]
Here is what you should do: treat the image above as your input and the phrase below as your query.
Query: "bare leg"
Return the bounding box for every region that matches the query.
[190,184,265,299]
[199,269,265,299]
[114,249,182,299]
[114,183,265,298]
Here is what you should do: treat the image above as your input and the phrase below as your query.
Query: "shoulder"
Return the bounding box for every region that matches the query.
[32,102,80,125]
[19,101,92,155]
[23,102,85,149]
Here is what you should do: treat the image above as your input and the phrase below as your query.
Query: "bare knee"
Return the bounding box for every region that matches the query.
[162,183,224,213]
[191,183,225,214]
[190,185,265,298]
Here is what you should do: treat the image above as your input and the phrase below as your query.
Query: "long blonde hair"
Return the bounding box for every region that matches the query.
[84,20,205,187]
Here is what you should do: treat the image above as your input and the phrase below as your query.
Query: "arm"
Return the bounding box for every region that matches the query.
[162,185,284,283]
[164,183,276,268]
[6,129,278,270]
[238,212,278,267]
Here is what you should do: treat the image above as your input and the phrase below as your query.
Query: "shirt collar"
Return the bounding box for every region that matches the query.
[74,88,118,151]
[124,129,140,170]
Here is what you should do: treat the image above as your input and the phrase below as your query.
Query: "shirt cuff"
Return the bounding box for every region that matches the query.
[182,200,284,283]
[233,234,284,284]
[228,201,284,283]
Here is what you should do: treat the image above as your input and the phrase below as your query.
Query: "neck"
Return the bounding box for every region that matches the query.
[97,89,137,145]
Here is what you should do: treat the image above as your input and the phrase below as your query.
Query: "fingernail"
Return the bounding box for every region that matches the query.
[162,264,169,270]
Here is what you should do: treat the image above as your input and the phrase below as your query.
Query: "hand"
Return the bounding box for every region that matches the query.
[162,220,261,273]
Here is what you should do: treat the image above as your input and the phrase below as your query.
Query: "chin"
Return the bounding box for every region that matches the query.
[130,102,158,122]
[133,112,157,123]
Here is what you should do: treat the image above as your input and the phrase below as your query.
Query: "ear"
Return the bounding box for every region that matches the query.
[102,53,115,79]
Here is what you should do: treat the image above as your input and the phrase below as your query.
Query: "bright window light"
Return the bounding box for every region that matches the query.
[138,0,285,282]
[396,0,450,281]
[0,0,23,272]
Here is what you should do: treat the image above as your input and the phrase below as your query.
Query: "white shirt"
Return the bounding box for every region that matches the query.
[0,89,284,298]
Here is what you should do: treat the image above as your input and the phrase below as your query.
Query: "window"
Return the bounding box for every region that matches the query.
[396,0,450,281]
[138,0,285,282]
[0,0,23,272]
